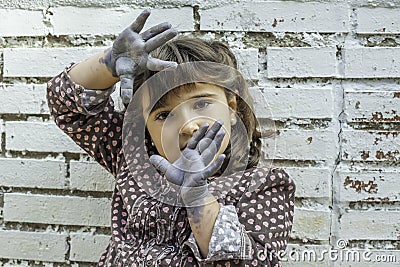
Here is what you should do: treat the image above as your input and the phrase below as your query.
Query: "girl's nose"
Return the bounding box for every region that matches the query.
[179,120,200,136]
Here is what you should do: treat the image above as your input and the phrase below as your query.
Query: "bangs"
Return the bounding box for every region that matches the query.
[148,83,202,113]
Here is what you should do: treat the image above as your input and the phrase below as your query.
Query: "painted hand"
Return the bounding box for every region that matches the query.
[102,9,178,104]
[149,121,226,206]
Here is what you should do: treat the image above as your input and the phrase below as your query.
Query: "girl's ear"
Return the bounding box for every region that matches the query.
[227,94,237,112]
[228,95,238,126]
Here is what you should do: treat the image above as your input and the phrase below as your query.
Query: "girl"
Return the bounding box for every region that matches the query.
[47,10,295,267]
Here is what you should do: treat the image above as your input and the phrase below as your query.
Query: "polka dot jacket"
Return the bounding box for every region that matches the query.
[46,64,296,267]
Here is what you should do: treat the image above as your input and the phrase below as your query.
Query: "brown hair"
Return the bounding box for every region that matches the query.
[134,37,261,170]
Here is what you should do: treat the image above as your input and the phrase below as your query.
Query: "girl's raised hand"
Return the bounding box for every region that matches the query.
[102,9,178,104]
[149,121,226,206]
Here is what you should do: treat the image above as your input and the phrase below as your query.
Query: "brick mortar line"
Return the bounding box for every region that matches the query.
[1,119,5,157]
[330,79,345,266]
[193,5,200,31]
[328,6,351,261]
[0,51,3,81]
[3,221,111,235]
[3,188,112,198]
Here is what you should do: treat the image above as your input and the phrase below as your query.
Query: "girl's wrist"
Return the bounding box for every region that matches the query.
[68,51,120,89]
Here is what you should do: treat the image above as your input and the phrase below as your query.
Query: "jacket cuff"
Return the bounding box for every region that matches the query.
[184,205,252,263]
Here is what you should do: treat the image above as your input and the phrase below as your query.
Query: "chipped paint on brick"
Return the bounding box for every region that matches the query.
[370,111,400,122]
[343,176,378,194]
[375,149,400,160]
[360,150,370,160]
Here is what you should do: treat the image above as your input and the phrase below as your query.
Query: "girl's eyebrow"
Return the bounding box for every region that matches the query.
[147,93,218,114]
[188,93,218,100]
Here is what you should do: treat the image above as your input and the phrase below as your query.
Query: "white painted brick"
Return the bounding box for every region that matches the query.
[250,87,334,119]
[267,47,337,78]
[0,230,67,262]
[285,167,331,199]
[70,234,110,262]
[4,193,110,226]
[0,9,45,37]
[200,2,348,33]
[342,130,400,162]
[357,7,400,34]
[262,129,338,161]
[345,90,400,123]
[291,208,330,241]
[338,169,400,202]
[5,121,84,153]
[344,47,400,78]
[70,160,114,191]
[232,48,258,80]
[51,7,193,35]
[3,47,256,79]
[339,211,400,240]
[0,84,49,114]
[3,47,105,77]
[0,158,66,189]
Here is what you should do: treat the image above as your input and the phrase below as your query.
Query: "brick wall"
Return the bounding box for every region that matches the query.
[0,1,399,266]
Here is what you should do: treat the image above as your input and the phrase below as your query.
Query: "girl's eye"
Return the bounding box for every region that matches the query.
[194,100,212,110]
[155,111,170,121]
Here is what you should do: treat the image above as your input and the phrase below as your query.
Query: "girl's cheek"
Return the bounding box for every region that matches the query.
[161,128,180,147]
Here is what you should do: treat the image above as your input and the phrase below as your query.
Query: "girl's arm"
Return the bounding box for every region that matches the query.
[47,64,124,176]
[47,10,177,175]
[186,196,220,257]
[68,50,119,90]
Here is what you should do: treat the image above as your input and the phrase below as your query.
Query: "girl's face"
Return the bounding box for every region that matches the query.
[143,83,237,163]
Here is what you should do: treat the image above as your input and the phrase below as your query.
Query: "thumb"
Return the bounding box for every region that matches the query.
[149,155,170,174]
[147,56,177,71]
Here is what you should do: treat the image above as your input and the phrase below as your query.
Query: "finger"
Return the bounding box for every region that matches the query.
[203,120,223,141]
[149,155,170,174]
[120,88,133,105]
[197,137,212,154]
[129,9,151,32]
[198,128,225,154]
[201,154,226,179]
[140,22,172,41]
[146,56,178,71]
[186,123,209,149]
[200,129,225,164]
[119,74,134,105]
[144,28,178,53]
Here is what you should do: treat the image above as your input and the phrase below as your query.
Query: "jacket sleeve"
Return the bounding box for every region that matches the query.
[185,167,295,266]
[46,63,124,176]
